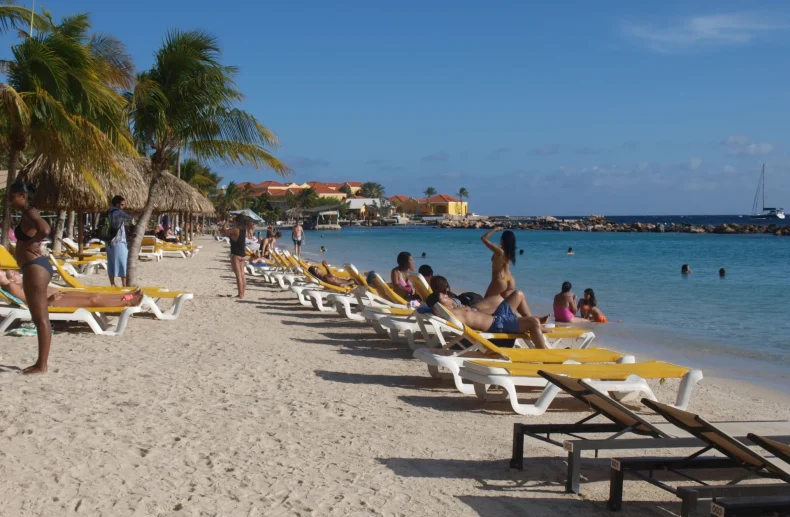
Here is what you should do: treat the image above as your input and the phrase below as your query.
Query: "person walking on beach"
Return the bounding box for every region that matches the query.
[292,221,305,258]
[9,182,52,374]
[482,227,517,298]
[104,195,134,287]
[222,214,253,299]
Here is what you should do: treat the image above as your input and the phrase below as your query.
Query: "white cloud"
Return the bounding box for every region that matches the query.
[689,157,703,170]
[623,12,790,52]
[721,135,774,156]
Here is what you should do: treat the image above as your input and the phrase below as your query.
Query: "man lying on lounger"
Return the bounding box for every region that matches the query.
[307,261,358,288]
[425,291,551,349]
[0,270,144,307]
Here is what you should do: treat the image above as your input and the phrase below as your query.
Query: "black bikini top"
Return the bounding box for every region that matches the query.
[14,221,32,242]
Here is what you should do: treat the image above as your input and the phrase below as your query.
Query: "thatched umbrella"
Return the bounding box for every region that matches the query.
[20,155,214,248]
[20,154,214,215]
[20,154,149,212]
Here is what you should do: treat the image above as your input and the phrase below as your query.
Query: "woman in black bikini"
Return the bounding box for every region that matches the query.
[10,182,52,374]
[222,214,252,298]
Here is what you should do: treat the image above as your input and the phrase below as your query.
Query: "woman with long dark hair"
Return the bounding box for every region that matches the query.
[9,182,52,374]
[390,251,416,300]
[221,214,252,298]
[481,227,517,298]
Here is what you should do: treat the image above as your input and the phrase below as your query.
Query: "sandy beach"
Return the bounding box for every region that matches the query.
[1,238,788,517]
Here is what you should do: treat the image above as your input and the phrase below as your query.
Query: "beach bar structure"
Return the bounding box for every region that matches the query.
[286,205,342,230]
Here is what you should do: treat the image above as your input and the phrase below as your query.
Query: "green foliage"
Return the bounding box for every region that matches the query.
[1,9,136,247]
[359,182,385,198]
[125,28,291,283]
[423,187,437,198]
[340,184,353,197]
[296,187,320,208]
[457,187,469,201]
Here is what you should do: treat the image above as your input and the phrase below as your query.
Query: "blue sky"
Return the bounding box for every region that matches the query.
[16,0,790,214]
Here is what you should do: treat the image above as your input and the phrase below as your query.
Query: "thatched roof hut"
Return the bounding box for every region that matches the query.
[19,155,214,215]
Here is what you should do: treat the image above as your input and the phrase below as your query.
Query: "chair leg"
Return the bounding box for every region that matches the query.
[510,424,525,470]
[607,459,624,511]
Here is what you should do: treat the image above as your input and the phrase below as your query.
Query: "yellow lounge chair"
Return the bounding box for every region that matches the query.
[0,288,141,336]
[458,358,702,416]
[413,314,611,394]
[49,258,193,320]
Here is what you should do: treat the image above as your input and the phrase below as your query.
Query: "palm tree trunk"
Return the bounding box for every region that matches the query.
[174,147,181,230]
[52,210,67,252]
[1,148,20,248]
[77,211,85,254]
[66,211,75,238]
[126,170,164,286]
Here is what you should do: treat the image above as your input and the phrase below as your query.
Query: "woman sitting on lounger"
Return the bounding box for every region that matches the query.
[425,292,550,349]
[391,251,416,300]
[308,261,358,288]
[259,231,281,259]
[0,270,144,307]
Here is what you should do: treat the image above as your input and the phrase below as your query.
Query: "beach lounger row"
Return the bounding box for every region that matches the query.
[252,247,790,517]
[258,250,704,417]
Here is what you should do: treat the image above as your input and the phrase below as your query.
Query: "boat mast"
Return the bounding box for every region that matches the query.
[762,163,766,211]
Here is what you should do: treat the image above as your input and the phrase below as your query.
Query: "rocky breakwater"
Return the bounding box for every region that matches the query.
[437,215,790,236]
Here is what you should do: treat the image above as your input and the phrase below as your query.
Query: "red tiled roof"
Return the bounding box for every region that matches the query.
[255,180,284,188]
[268,187,304,197]
[323,182,341,188]
[389,195,411,203]
[344,181,363,187]
[425,194,461,203]
[312,184,346,194]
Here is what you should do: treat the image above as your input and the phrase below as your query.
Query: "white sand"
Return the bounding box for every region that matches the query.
[1,238,788,516]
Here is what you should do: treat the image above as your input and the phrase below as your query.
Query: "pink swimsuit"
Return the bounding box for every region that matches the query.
[554,306,575,323]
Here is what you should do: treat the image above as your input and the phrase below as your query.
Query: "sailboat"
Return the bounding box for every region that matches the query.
[750,164,785,220]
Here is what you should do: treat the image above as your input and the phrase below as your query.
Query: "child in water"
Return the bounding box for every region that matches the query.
[578,288,608,323]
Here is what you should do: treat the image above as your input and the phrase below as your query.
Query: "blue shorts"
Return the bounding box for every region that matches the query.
[106,242,128,277]
[488,301,520,333]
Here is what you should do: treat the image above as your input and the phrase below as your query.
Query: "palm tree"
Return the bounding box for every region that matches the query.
[423,187,437,198]
[457,187,469,202]
[0,11,135,247]
[297,187,319,208]
[215,181,243,218]
[359,182,384,198]
[179,158,222,196]
[241,183,256,208]
[340,184,353,197]
[125,29,290,284]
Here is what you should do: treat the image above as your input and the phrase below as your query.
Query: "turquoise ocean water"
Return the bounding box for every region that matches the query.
[294,226,790,391]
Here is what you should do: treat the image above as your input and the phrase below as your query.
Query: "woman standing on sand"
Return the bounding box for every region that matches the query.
[222,214,252,299]
[9,182,52,374]
[482,227,517,298]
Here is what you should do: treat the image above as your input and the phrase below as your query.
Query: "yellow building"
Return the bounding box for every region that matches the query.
[389,194,468,216]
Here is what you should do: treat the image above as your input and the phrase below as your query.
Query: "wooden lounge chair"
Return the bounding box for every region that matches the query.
[608,400,790,517]
[511,372,790,494]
